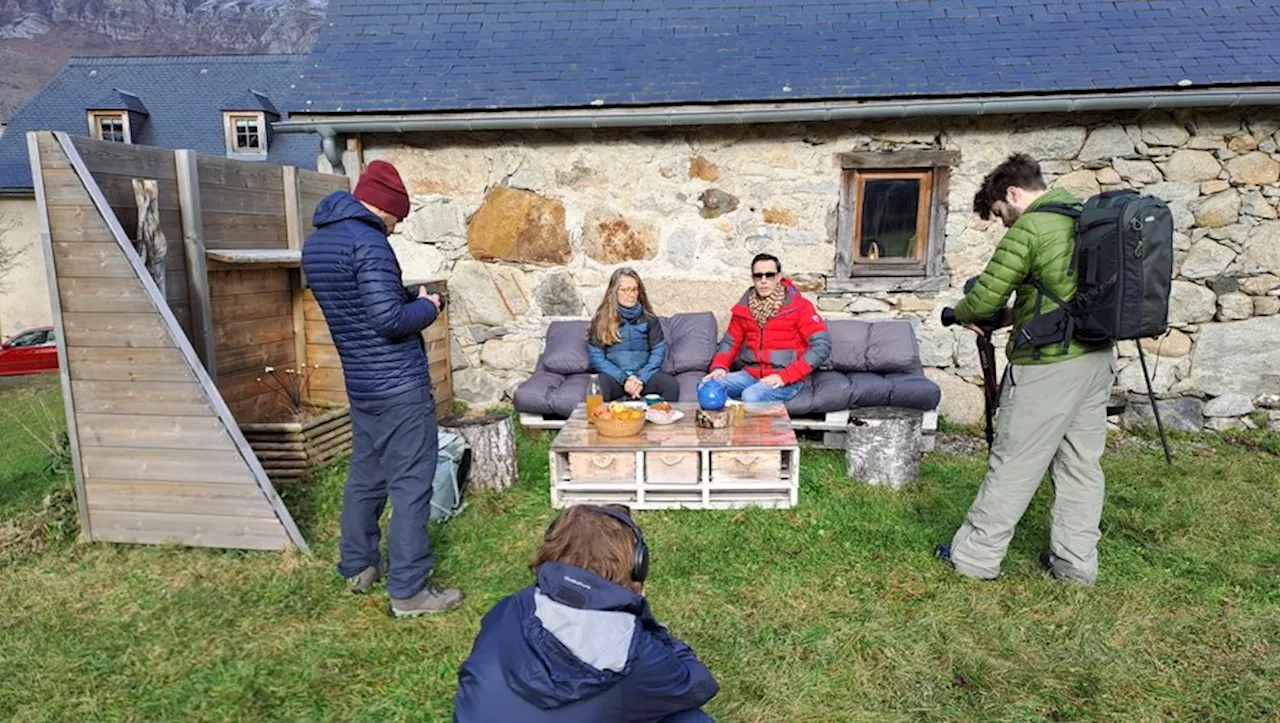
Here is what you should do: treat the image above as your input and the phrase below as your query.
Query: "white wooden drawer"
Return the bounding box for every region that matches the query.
[710,450,782,482]
[568,452,636,483]
[645,451,700,484]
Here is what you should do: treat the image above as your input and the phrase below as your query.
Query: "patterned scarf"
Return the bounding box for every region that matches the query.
[748,285,787,329]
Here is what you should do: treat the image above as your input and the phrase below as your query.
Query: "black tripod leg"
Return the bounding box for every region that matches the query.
[1136,344,1173,464]
[977,336,997,451]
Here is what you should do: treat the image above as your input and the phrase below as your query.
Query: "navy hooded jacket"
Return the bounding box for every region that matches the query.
[301,191,437,403]
[587,304,667,386]
[453,562,719,722]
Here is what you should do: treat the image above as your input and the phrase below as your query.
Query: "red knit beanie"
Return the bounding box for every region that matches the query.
[353,160,410,220]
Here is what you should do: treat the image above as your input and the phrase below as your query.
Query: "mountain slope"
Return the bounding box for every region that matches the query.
[0,0,326,121]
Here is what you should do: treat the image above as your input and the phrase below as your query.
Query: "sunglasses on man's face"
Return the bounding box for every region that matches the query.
[752,272,778,280]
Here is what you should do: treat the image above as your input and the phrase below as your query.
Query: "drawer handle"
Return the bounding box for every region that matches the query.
[731,455,760,466]
[590,457,616,468]
[659,455,685,466]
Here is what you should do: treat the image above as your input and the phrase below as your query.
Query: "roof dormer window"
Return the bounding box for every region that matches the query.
[88,111,130,143]
[225,112,268,155]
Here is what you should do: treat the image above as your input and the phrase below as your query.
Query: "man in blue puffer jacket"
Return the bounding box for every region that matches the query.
[301,160,462,616]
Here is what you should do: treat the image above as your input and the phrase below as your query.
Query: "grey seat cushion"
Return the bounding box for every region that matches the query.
[514,371,590,418]
[845,372,895,408]
[785,371,852,416]
[885,372,943,410]
[660,312,718,374]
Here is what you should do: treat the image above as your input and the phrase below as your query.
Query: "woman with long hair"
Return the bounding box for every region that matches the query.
[587,268,680,402]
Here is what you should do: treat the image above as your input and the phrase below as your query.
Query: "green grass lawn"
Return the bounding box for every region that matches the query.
[1,380,1277,721]
[0,374,69,520]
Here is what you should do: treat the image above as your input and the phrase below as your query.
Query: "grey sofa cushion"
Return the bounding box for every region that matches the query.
[660,312,718,374]
[823,320,871,372]
[514,371,590,418]
[675,371,702,405]
[824,319,922,374]
[540,320,591,375]
[865,320,923,374]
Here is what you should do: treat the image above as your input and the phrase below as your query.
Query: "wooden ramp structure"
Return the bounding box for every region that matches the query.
[27,130,358,553]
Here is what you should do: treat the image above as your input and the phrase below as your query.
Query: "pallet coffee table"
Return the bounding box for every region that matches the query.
[549,402,800,510]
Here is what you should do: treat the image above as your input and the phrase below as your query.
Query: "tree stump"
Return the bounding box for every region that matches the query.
[844,407,923,490]
[440,412,518,493]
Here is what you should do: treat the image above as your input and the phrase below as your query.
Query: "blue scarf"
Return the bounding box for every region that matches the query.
[619,303,644,323]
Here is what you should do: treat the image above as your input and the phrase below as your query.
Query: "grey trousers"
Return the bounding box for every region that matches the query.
[949,348,1115,585]
[338,386,439,600]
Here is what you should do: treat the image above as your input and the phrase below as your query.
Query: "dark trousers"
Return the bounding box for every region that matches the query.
[600,372,681,402]
[338,385,438,599]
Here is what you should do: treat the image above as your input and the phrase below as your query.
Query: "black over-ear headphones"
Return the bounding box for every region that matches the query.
[545,505,649,583]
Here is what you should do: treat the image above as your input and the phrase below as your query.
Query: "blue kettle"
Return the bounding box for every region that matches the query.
[697,379,728,410]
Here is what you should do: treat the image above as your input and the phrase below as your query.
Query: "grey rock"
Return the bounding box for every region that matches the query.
[1216,292,1253,321]
[1204,417,1248,432]
[1190,316,1280,396]
[1078,127,1135,162]
[535,272,585,317]
[1140,114,1191,147]
[1168,280,1217,325]
[1203,393,1254,417]
[699,189,740,218]
[1163,150,1222,182]
[1207,276,1240,295]
[1179,240,1236,279]
[1121,397,1204,433]
[1113,158,1163,184]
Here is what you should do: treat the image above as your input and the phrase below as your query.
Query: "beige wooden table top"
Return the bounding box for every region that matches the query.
[550,402,798,453]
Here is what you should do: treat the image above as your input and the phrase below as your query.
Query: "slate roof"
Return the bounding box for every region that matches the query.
[294,0,1280,115]
[0,55,318,194]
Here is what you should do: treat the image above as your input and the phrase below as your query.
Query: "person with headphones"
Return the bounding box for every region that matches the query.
[452,504,719,722]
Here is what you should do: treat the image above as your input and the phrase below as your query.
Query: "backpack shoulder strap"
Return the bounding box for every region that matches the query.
[1034,203,1081,219]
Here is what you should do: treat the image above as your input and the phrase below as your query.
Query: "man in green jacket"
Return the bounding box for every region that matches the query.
[937,153,1115,586]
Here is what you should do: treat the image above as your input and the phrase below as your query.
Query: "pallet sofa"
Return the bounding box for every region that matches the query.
[514,312,942,449]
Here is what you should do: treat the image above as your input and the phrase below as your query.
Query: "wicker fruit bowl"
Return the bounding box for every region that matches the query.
[594,415,647,437]
[591,401,647,437]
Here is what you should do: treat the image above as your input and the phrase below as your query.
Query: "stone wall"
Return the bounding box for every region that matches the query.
[0,197,52,338]
[360,108,1280,432]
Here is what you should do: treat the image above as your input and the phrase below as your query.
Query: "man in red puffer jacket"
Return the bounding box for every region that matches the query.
[703,253,831,403]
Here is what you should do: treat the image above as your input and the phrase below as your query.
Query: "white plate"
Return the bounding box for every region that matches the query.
[646,409,684,425]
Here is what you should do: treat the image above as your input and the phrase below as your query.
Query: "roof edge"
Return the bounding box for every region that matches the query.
[276,87,1280,134]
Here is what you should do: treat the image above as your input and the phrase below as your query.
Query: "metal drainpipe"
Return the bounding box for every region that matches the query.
[274,89,1280,135]
[319,126,344,174]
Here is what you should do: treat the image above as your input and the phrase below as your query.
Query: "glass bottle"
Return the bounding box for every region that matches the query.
[586,373,603,423]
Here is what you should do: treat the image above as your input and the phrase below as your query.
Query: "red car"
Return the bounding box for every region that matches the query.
[0,326,59,376]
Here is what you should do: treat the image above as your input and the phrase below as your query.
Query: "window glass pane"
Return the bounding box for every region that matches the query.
[859,178,920,259]
[233,118,261,150]
[97,116,125,143]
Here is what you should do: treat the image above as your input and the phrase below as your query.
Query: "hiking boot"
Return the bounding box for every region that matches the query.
[937,542,999,581]
[1039,551,1058,574]
[1040,552,1094,587]
[390,583,464,617]
[346,561,387,595]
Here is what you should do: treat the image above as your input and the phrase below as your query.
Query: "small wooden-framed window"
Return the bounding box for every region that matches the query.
[225,112,267,154]
[88,112,129,143]
[834,150,958,288]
